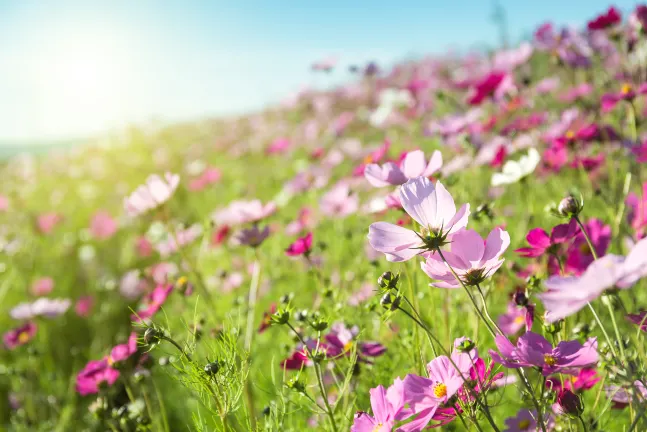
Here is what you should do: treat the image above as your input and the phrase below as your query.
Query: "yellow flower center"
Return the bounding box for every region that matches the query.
[518,419,531,430]
[621,84,633,95]
[514,315,525,325]
[373,423,384,432]
[544,354,557,366]
[433,383,448,398]
[176,276,188,287]
[18,332,30,344]
[364,155,374,164]
[343,341,354,352]
[565,130,575,140]
[107,356,115,366]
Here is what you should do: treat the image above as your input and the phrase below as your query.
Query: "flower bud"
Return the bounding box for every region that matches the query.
[280,293,293,304]
[542,319,563,335]
[310,318,329,332]
[378,271,399,290]
[144,328,162,346]
[456,338,476,353]
[380,292,401,311]
[286,377,307,394]
[312,350,327,364]
[295,310,309,322]
[557,195,583,218]
[557,389,584,416]
[513,290,528,307]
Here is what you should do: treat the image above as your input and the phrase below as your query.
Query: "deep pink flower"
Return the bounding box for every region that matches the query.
[211,225,230,246]
[258,303,277,333]
[285,232,313,256]
[90,211,118,240]
[587,6,622,30]
[627,311,647,331]
[352,380,405,432]
[515,220,579,258]
[570,154,605,172]
[75,296,94,318]
[625,181,647,233]
[37,212,62,234]
[467,71,514,105]
[490,332,598,375]
[285,207,314,235]
[189,167,221,191]
[364,150,442,187]
[3,322,37,349]
[132,284,173,322]
[546,368,600,393]
[320,183,358,217]
[564,218,611,275]
[76,358,120,396]
[280,348,311,370]
[135,236,153,257]
[542,144,569,172]
[368,177,470,262]
[108,332,138,365]
[353,139,390,176]
[31,277,54,296]
[324,323,386,360]
[421,227,509,288]
[600,83,647,112]
[124,173,180,217]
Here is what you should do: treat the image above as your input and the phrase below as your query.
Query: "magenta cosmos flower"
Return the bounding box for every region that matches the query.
[587,6,621,30]
[368,177,470,262]
[76,358,120,396]
[124,172,180,217]
[627,311,647,332]
[364,150,443,187]
[490,331,598,376]
[285,232,313,256]
[108,332,138,366]
[324,322,386,360]
[600,83,647,113]
[515,219,579,258]
[3,322,37,349]
[31,277,54,296]
[467,71,515,105]
[421,227,509,288]
[131,284,173,322]
[351,379,405,432]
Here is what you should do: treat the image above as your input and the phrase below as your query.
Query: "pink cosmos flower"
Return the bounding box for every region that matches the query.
[211,225,231,246]
[563,218,611,275]
[119,270,147,300]
[132,284,173,322]
[546,367,600,394]
[3,322,37,349]
[234,225,270,247]
[625,181,647,234]
[156,224,203,257]
[37,212,62,234]
[504,409,554,432]
[587,6,622,30]
[558,83,593,103]
[421,227,509,288]
[368,177,470,262]
[467,71,515,105]
[75,296,94,317]
[351,380,405,432]
[135,236,153,257]
[352,139,390,176]
[285,207,314,235]
[213,199,276,225]
[539,254,626,322]
[266,137,290,155]
[221,271,244,293]
[348,282,375,306]
[285,232,313,256]
[498,301,529,335]
[31,277,54,296]
[10,298,71,320]
[319,183,358,218]
[108,332,138,366]
[600,83,647,113]
[124,173,180,217]
[364,150,442,187]
[76,358,120,396]
[89,211,117,240]
[627,311,647,331]
[515,220,579,258]
[490,331,598,375]
[0,195,9,211]
[324,323,386,360]
[605,381,647,408]
[188,167,221,191]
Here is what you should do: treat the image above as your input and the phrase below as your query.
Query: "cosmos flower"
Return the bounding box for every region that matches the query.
[156,224,203,257]
[627,311,647,332]
[3,322,37,349]
[498,301,530,335]
[351,380,405,432]
[546,368,600,394]
[37,212,62,234]
[285,232,313,256]
[10,298,71,320]
[131,284,173,322]
[108,332,138,366]
[89,211,118,240]
[491,148,540,186]
[490,332,598,375]
[31,277,54,296]
[515,219,579,258]
[600,83,647,113]
[188,166,221,191]
[421,227,510,288]
[212,199,276,225]
[364,150,443,187]
[587,6,622,30]
[368,177,470,262]
[123,173,180,217]
[76,358,120,396]
[504,409,554,432]
[234,225,270,248]
[319,183,359,218]
[324,322,386,360]
[468,71,515,105]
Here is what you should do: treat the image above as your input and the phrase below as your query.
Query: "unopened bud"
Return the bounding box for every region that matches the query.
[455,337,476,353]
[380,292,401,311]
[378,271,399,290]
[543,319,563,335]
[513,290,528,307]
[310,318,329,332]
[144,328,162,346]
[204,361,221,376]
[286,377,307,394]
[557,389,584,416]
[557,195,583,218]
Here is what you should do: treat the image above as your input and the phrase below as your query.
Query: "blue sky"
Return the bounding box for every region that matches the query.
[0,0,640,141]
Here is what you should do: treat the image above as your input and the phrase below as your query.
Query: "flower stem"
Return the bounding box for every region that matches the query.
[475,284,505,336]
[578,415,588,432]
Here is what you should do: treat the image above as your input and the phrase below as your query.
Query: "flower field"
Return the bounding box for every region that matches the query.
[3,5,647,432]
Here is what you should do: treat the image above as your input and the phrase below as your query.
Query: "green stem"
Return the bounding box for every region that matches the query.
[578,415,588,432]
[475,284,504,335]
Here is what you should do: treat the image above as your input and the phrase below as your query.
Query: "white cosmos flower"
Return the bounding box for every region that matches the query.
[491,148,540,187]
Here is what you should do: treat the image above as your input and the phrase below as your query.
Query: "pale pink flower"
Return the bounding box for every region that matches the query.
[212,200,276,225]
[31,277,54,296]
[37,212,62,234]
[320,183,359,218]
[156,224,203,257]
[0,195,9,212]
[421,227,509,288]
[89,211,117,240]
[368,177,470,262]
[365,150,443,187]
[123,172,180,217]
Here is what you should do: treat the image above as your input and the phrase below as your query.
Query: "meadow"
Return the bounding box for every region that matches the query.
[2,5,647,431]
